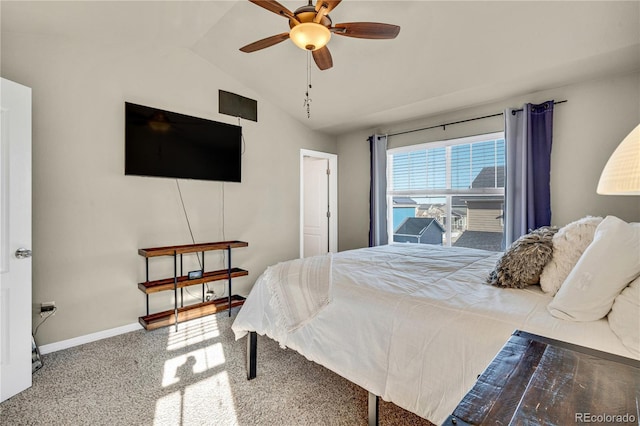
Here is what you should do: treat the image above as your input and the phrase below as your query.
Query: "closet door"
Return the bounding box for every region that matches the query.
[0,77,32,402]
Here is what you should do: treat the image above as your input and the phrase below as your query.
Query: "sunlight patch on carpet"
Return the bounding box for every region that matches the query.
[161,343,226,387]
[183,371,238,424]
[166,315,221,351]
[154,371,238,425]
[153,391,182,426]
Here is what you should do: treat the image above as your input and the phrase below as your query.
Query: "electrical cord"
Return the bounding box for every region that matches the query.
[176,180,202,269]
[238,116,246,155]
[176,179,205,300]
[33,307,57,337]
[176,179,229,301]
[216,181,229,300]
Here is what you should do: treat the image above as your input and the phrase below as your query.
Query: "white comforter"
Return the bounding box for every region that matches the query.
[232,244,636,424]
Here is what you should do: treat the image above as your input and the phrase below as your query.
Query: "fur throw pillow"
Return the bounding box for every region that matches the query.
[487,226,558,289]
[539,216,603,295]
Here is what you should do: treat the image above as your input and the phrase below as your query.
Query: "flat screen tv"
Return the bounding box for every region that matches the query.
[125,102,242,182]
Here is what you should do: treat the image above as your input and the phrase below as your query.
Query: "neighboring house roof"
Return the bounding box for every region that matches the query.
[417,203,431,209]
[451,196,504,209]
[416,205,465,218]
[395,217,445,236]
[393,197,417,205]
[454,196,504,205]
[453,231,503,252]
[451,196,469,208]
[472,165,505,188]
[454,166,504,211]
[417,204,445,212]
[461,196,505,203]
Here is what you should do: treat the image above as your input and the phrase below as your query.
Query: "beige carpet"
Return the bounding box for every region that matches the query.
[0,311,434,425]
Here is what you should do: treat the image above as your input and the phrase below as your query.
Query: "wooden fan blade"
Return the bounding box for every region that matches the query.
[333,22,401,39]
[240,32,290,53]
[249,0,295,20]
[312,46,333,70]
[315,0,342,15]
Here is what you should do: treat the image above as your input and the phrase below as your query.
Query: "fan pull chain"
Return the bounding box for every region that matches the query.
[303,51,312,118]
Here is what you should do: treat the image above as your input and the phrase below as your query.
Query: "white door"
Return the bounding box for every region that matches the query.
[303,156,329,257]
[0,78,33,402]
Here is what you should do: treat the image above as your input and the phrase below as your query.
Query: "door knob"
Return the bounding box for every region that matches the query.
[15,248,32,259]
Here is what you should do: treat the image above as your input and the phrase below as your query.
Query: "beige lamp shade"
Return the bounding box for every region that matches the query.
[597,124,640,195]
[289,22,331,51]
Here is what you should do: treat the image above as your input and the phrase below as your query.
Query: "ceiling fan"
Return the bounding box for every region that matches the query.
[239,0,401,71]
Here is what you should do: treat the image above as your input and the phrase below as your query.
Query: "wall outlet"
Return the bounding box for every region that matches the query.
[40,301,56,313]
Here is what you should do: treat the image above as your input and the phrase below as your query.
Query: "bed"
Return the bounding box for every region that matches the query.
[232,224,639,424]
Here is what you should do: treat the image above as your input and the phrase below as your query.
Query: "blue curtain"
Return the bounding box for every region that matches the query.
[369,134,388,247]
[504,101,554,246]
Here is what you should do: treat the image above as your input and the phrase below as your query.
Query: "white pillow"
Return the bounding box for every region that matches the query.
[608,276,640,357]
[548,216,640,321]
[540,216,603,295]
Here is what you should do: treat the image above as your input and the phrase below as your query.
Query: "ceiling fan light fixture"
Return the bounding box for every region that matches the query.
[289,22,331,51]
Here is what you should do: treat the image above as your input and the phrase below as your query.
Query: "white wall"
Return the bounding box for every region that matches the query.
[2,31,336,345]
[337,72,640,251]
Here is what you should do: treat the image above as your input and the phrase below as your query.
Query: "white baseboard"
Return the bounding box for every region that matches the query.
[38,322,143,355]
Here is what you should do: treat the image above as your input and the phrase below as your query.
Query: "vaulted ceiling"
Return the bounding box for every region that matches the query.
[3,1,639,135]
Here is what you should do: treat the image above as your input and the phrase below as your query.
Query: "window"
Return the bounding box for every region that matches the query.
[387,132,505,251]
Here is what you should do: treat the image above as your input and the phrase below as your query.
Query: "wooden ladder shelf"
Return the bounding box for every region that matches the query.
[137,240,248,331]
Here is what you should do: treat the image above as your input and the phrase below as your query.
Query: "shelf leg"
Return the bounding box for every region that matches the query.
[202,251,206,302]
[174,251,179,332]
[227,246,232,317]
[145,258,149,316]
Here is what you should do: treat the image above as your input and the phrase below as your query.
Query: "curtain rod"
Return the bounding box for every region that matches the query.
[387,100,567,137]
